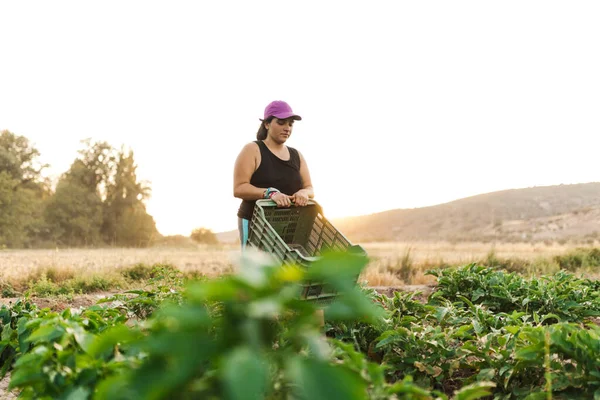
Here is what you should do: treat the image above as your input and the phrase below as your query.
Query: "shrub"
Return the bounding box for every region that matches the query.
[190,227,219,245]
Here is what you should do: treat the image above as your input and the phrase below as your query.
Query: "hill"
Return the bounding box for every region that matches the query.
[218,183,600,244]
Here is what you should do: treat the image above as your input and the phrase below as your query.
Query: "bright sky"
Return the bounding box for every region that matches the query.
[1,1,599,235]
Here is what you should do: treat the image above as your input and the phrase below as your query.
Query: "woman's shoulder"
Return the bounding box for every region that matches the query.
[241,141,261,151]
[287,145,301,155]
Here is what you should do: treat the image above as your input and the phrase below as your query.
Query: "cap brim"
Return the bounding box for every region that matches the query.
[273,112,302,121]
[260,113,302,121]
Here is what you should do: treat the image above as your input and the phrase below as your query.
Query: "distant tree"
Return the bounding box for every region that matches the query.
[0,133,160,248]
[190,228,219,245]
[67,139,115,193]
[44,175,104,246]
[0,131,48,247]
[44,141,159,247]
[43,140,114,247]
[103,147,157,246]
[0,129,48,186]
[108,203,158,247]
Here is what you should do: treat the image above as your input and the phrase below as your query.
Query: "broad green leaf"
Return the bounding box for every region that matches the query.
[499,364,512,377]
[505,325,520,335]
[472,319,483,336]
[387,376,434,397]
[26,324,65,343]
[87,325,138,358]
[302,331,331,361]
[515,344,543,361]
[9,364,46,389]
[325,287,386,323]
[435,307,450,323]
[305,251,368,291]
[455,381,496,400]
[0,352,14,378]
[376,329,408,349]
[186,279,240,303]
[1,324,13,341]
[63,386,91,400]
[540,313,561,324]
[0,308,10,325]
[248,298,282,319]
[477,368,496,381]
[472,289,486,302]
[452,324,474,339]
[73,326,94,353]
[17,316,31,335]
[222,347,269,400]
[522,393,547,400]
[94,375,133,400]
[458,295,476,310]
[286,357,367,400]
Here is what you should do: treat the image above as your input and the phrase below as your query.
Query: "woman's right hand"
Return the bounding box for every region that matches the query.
[270,192,292,208]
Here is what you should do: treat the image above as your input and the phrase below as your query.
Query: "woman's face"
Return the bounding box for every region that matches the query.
[266,118,295,144]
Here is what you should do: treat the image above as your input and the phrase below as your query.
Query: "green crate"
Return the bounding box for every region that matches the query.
[247,199,366,302]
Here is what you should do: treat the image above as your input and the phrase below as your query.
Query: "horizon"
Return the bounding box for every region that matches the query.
[2,1,599,236]
[215,180,600,234]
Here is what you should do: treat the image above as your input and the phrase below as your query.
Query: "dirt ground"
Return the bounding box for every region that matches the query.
[0,286,434,312]
[0,375,16,400]
[0,292,116,311]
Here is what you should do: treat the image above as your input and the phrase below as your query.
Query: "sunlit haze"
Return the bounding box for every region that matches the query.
[1,1,599,235]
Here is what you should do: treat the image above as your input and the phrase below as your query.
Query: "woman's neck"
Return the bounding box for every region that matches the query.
[263,137,285,150]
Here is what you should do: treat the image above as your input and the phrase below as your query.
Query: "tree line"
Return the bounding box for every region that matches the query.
[1,129,159,248]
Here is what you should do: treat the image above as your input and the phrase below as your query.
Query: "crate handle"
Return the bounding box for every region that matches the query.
[256,199,323,213]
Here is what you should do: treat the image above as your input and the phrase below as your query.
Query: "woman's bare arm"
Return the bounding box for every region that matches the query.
[233,143,266,200]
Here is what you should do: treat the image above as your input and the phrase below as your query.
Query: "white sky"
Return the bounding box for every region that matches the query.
[1,1,599,235]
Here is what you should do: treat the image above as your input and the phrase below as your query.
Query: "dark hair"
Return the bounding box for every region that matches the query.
[256,117,274,140]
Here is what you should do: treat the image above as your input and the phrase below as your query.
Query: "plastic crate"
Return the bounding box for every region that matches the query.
[247,199,366,302]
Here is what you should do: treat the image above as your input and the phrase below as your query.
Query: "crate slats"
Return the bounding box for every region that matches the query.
[247,200,365,302]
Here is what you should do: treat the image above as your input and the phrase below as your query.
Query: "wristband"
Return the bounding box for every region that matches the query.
[265,187,280,199]
[268,191,278,199]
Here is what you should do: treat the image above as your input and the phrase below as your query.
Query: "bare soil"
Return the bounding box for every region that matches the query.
[0,292,116,312]
[0,375,16,400]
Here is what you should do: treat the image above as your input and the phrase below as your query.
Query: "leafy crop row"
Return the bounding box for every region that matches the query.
[1,257,599,399]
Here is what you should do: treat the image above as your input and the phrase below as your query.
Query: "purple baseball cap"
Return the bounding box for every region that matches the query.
[261,100,302,121]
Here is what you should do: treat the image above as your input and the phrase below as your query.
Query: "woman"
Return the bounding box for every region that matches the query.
[233,100,314,248]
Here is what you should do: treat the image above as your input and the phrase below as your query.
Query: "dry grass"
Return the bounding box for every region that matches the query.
[361,241,572,263]
[0,241,594,294]
[359,241,584,286]
[0,245,238,293]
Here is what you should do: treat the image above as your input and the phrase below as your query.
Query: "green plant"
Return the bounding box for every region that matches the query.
[0,281,17,298]
[427,264,600,322]
[5,257,599,399]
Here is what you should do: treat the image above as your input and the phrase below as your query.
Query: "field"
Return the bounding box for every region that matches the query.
[0,241,586,298]
[1,245,600,399]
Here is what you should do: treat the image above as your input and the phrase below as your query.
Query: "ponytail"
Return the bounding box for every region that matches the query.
[256,117,273,140]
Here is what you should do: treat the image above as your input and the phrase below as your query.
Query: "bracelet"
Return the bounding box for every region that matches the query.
[264,187,280,199]
[268,191,278,199]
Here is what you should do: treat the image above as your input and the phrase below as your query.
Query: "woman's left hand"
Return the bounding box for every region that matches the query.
[291,189,310,206]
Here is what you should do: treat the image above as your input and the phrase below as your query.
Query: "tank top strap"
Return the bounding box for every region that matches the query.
[288,146,300,168]
[254,140,270,160]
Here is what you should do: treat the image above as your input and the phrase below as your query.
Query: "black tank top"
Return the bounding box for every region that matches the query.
[237,140,303,220]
